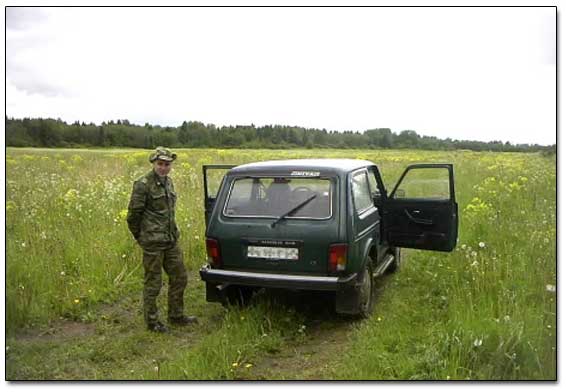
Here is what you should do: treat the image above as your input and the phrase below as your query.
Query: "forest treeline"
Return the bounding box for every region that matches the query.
[5,117,555,153]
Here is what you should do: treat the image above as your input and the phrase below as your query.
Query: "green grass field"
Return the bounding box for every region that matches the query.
[5,147,556,380]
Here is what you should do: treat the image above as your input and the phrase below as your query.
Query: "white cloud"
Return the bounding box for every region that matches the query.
[5,6,556,145]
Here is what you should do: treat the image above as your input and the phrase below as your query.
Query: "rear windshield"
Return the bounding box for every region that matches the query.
[224,177,332,219]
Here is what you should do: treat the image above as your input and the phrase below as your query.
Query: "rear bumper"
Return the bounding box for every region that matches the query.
[199,264,357,292]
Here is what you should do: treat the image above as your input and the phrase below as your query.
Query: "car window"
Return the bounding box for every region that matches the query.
[392,167,450,200]
[352,171,373,213]
[224,177,332,219]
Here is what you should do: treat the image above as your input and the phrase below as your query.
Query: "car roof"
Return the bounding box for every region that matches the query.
[229,159,375,176]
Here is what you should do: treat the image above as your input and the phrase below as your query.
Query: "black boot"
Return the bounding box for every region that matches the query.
[147,320,169,333]
[168,315,198,326]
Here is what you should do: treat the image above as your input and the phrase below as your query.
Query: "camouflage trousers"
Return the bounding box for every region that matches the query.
[142,243,188,325]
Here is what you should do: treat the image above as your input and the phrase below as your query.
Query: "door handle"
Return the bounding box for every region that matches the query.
[405,209,434,226]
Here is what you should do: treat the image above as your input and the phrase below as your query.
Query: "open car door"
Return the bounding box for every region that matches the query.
[382,164,458,252]
[203,165,236,229]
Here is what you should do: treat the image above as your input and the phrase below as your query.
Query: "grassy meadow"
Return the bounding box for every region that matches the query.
[5,147,556,380]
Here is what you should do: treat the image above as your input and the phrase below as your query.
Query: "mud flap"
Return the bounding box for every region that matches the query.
[206,282,226,303]
[335,281,362,315]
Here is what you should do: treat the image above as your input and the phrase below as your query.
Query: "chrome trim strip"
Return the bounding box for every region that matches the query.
[205,269,340,284]
[354,219,380,242]
[200,266,357,291]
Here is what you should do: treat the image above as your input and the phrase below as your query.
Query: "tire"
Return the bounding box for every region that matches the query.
[221,285,255,307]
[357,258,374,318]
[385,247,401,274]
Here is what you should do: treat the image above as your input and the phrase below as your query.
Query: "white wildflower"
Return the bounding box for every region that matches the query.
[546,284,556,293]
[478,242,486,249]
[473,338,483,347]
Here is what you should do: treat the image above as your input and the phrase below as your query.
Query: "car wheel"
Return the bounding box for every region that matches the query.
[385,247,401,274]
[357,258,374,318]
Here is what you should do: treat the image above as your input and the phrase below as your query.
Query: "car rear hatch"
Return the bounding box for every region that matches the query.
[211,175,339,275]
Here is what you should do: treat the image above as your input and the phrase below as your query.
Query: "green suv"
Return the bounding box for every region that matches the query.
[200,159,458,317]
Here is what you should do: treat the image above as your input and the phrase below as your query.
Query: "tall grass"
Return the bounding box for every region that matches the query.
[332,151,556,380]
[6,148,555,379]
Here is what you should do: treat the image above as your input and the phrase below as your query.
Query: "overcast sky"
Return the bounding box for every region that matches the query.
[5,6,556,145]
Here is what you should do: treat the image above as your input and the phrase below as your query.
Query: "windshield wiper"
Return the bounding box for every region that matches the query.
[271,194,318,228]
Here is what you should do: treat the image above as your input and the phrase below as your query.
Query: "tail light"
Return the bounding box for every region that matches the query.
[206,238,222,267]
[329,243,348,273]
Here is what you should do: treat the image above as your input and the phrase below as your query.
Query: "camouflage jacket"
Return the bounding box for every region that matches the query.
[127,170,180,249]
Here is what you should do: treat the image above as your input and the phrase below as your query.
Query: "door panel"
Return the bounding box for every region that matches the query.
[384,199,458,251]
[202,165,235,229]
[383,164,458,252]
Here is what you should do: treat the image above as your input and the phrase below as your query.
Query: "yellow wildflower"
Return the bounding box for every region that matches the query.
[118,209,128,220]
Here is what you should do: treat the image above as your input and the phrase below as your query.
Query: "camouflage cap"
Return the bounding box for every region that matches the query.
[149,146,177,163]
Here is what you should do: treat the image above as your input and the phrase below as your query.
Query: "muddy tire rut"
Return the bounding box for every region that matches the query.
[233,288,364,380]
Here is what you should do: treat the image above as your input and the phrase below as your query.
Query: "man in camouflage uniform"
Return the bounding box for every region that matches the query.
[127,147,197,333]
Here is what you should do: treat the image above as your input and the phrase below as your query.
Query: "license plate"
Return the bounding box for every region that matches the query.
[247,246,299,260]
